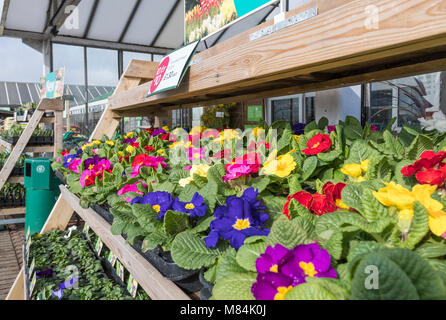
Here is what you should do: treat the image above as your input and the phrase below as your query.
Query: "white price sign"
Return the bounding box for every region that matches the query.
[148,40,199,97]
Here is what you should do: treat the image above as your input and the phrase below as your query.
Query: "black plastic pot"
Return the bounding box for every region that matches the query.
[55,171,66,185]
[91,203,114,225]
[199,268,214,292]
[11,167,24,176]
[200,287,213,300]
[131,241,202,293]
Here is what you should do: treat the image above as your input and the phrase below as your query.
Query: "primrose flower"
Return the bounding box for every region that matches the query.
[63,154,77,168]
[131,191,173,220]
[204,188,269,250]
[92,140,101,145]
[105,140,114,147]
[251,243,337,300]
[126,145,135,153]
[190,164,210,177]
[125,132,134,139]
[190,126,205,136]
[151,128,166,137]
[223,153,261,182]
[261,150,296,178]
[67,158,81,174]
[130,154,168,178]
[172,192,207,218]
[162,126,169,131]
[341,159,369,181]
[302,133,332,156]
[292,123,306,135]
[213,129,241,144]
[80,169,96,188]
[202,129,220,139]
[187,147,206,161]
[372,182,446,238]
[117,181,147,202]
[401,151,446,187]
[122,138,136,144]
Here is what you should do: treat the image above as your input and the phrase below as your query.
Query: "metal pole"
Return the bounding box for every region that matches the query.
[83,46,89,135]
[65,87,70,132]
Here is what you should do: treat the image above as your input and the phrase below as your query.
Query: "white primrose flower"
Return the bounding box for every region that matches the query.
[418,110,446,133]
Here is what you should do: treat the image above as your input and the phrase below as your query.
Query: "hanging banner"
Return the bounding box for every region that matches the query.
[185,0,277,44]
[40,67,65,99]
[147,40,199,97]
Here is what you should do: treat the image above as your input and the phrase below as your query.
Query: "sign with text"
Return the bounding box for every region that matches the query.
[40,67,65,99]
[185,0,276,43]
[147,41,199,97]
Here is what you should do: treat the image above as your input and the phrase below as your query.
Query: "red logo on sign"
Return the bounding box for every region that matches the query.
[150,56,170,93]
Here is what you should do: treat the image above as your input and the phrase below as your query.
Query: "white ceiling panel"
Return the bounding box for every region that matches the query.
[152,0,184,49]
[122,0,177,47]
[5,0,49,32]
[58,0,97,37]
[86,0,137,42]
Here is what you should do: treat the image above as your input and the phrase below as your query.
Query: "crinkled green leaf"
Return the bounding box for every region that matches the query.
[212,272,257,300]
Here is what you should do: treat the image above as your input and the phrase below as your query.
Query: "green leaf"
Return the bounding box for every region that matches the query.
[347,140,375,163]
[131,203,160,231]
[301,156,318,181]
[288,199,315,223]
[236,241,268,272]
[317,150,342,163]
[415,242,446,259]
[287,175,301,195]
[191,216,215,234]
[198,180,218,212]
[261,195,287,215]
[178,183,199,202]
[340,185,363,212]
[318,117,329,130]
[171,231,223,270]
[278,128,293,152]
[316,229,343,260]
[351,248,446,300]
[401,201,429,250]
[304,121,318,134]
[216,248,247,282]
[383,131,404,159]
[361,189,388,222]
[142,230,169,250]
[285,278,349,300]
[163,210,190,237]
[204,262,219,284]
[212,273,256,300]
[251,176,270,194]
[267,216,314,249]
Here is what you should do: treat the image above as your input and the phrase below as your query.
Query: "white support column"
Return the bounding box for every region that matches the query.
[42,39,52,76]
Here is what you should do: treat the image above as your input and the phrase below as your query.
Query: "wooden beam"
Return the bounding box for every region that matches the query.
[54,111,63,153]
[44,0,82,35]
[59,185,191,300]
[122,60,159,80]
[0,207,25,216]
[108,0,446,111]
[0,0,10,36]
[7,176,24,183]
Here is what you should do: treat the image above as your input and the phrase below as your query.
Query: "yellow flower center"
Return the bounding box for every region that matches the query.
[312,142,320,149]
[274,286,294,300]
[299,261,318,277]
[336,199,349,209]
[232,218,250,231]
[185,203,195,210]
[88,164,94,170]
[152,205,161,213]
[269,264,278,273]
[193,153,200,159]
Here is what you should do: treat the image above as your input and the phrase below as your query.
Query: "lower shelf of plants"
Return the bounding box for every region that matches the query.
[23,228,150,300]
[0,183,25,208]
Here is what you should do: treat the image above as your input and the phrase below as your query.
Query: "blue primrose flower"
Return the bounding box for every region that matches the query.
[172,192,207,218]
[63,154,77,168]
[131,191,173,220]
[204,187,270,250]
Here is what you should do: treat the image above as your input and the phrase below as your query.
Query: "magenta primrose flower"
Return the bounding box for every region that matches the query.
[117,181,148,202]
[251,243,337,300]
[187,147,206,161]
[68,158,82,174]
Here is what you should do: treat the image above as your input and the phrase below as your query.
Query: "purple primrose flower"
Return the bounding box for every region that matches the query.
[131,191,173,220]
[172,192,207,218]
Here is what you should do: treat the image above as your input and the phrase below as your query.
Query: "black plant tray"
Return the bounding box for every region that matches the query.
[11,167,24,176]
[55,171,66,185]
[130,241,202,293]
[91,203,114,225]
[1,136,53,146]
[0,196,25,208]
[199,268,214,300]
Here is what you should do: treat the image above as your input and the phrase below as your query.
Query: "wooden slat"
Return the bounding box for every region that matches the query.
[59,185,190,300]
[38,99,64,111]
[23,145,54,153]
[122,60,159,80]
[108,0,446,111]
[0,207,26,216]
[6,176,24,183]
[39,117,55,123]
[0,230,20,300]
[54,111,63,153]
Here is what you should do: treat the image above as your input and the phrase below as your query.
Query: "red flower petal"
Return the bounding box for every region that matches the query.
[416,169,446,187]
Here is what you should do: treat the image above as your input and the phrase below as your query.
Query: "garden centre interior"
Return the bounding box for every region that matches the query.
[1,0,446,302]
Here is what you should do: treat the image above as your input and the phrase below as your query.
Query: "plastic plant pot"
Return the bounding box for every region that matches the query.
[200,286,213,300]
[91,204,114,225]
[199,268,214,293]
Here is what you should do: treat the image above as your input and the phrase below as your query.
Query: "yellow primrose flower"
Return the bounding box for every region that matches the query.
[81,143,93,151]
[92,140,101,145]
[126,145,134,153]
[251,127,265,138]
[162,126,169,132]
[169,141,184,149]
[261,150,296,178]
[105,140,115,147]
[360,159,369,173]
[336,199,350,210]
[373,182,446,238]
[190,126,205,135]
[179,176,193,187]
[118,151,123,157]
[214,129,241,144]
[125,132,134,138]
[294,135,301,144]
[341,163,362,178]
[190,164,210,178]
[157,149,165,155]
[356,176,366,182]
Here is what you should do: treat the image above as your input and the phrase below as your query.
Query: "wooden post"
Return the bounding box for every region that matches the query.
[54,110,63,153]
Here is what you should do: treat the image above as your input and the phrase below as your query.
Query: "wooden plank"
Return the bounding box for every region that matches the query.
[38,99,64,111]
[0,106,44,191]
[23,145,54,153]
[0,207,26,216]
[54,111,63,153]
[59,185,191,300]
[7,176,24,183]
[6,269,24,300]
[39,117,55,124]
[108,0,446,111]
[123,60,159,80]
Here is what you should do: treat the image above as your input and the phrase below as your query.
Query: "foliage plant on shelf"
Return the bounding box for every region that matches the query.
[27,229,148,300]
[51,117,446,300]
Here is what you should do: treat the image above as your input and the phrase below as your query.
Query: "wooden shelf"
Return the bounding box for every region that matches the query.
[59,185,191,300]
[0,207,26,216]
[0,139,54,153]
[7,176,24,183]
[108,0,446,114]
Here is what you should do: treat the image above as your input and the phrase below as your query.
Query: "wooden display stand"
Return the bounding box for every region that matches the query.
[0,99,64,218]
[7,0,446,300]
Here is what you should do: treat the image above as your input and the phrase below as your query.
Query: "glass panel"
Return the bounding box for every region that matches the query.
[398,87,423,127]
[192,107,204,127]
[123,51,152,70]
[53,44,85,88]
[291,98,300,124]
[87,47,119,87]
[370,83,393,130]
[271,99,291,122]
[305,96,315,123]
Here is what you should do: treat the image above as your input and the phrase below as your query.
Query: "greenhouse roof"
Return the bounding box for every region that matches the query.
[0,81,114,107]
[1,0,280,53]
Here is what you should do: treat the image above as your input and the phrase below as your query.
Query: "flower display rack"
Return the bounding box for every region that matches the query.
[0,98,64,215]
[7,0,446,300]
